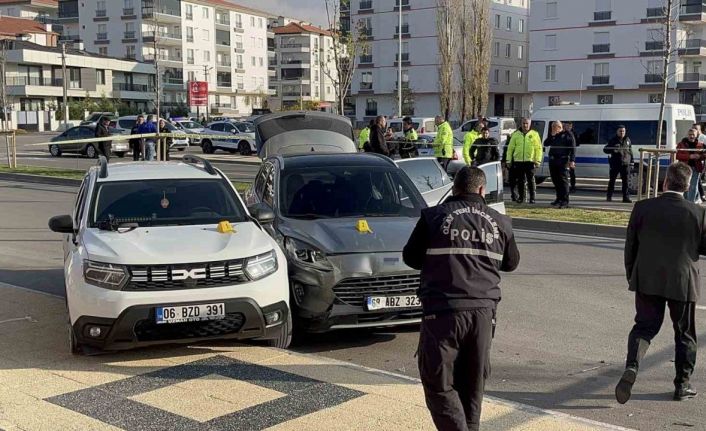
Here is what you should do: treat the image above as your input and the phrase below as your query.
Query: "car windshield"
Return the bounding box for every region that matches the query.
[180,121,201,129]
[236,123,255,133]
[280,166,424,219]
[90,179,247,227]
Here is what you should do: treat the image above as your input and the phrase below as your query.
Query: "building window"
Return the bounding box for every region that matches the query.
[251,56,256,66]
[594,62,609,78]
[545,65,556,81]
[506,16,512,31]
[505,43,511,58]
[96,69,105,85]
[361,71,373,90]
[597,94,613,104]
[186,27,194,42]
[519,18,524,33]
[235,14,243,28]
[493,69,499,83]
[493,41,500,57]
[518,45,524,59]
[495,14,500,28]
[259,17,263,28]
[593,31,610,53]
[545,34,557,50]
[518,70,524,83]
[187,49,194,64]
[97,24,107,40]
[546,1,558,18]
[648,93,663,103]
[185,4,193,20]
[505,70,510,83]
[259,57,264,67]
[126,45,135,58]
[202,30,210,41]
[250,16,255,27]
[203,7,209,19]
[188,71,196,81]
[204,50,210,62]
[98,47,107,56]
[365,98,377,116]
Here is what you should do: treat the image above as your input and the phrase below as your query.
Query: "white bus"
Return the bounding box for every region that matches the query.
[531,103,695,187]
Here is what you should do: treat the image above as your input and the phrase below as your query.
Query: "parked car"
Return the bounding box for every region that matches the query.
[200,121,256,155]
[48,125,128,158]
[453,117,517,144]
[115,116,189,151]
[48,156,291,353]
[387,117,438,139]
[174,120,205,145]
[80,112,117,127]
[394,157,453,206]
[245,112,424,333]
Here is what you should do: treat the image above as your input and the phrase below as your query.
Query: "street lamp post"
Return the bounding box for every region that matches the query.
[60,42,68,131]
[397,0,403,118]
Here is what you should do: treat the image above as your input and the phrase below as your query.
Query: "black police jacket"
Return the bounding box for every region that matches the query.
[403,194,520,314]
[603,136,632,167]
[544,131,576,163]
[471,137,500,165]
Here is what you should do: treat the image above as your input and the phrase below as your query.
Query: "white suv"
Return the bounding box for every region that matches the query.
[48,156,291,354]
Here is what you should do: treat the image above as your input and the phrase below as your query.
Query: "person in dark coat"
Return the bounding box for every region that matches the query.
[94,117,112,161]
[368,115,391,157]
[403,167,520,431]
[130,115,145,161]
[564,122,579,193]
[603,125,633,203]
[544,121,576,208]
[675,128,706,202]
[158,119,171,161]
[616,162,706,404]
[470,127,500,166]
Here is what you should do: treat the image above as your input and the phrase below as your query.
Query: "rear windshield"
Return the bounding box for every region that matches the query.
[180,121,201,129]
[90,179,246,227]
[118,119,137,129]
[280,166,424,219]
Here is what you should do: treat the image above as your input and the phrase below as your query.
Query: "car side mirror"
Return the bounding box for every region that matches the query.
[48,214,74,233]
[248,204,275,224]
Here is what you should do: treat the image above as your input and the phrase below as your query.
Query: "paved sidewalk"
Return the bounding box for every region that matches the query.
[0,283,628,431]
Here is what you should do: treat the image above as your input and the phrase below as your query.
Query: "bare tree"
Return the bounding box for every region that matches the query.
[436,0,458,120]
[322,0,368,115]
[456,0,472,122]
[469,0,491,119]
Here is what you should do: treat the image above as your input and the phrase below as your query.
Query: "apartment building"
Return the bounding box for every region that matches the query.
[349,0,530,122]
[1,17,154,131]
[529,0,706,121]
[269,19,338,111]
[0,0,57,21]
[59,0,271,117]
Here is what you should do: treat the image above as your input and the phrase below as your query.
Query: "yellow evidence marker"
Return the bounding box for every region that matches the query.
[217,220,235,234]
[356,219,373,234]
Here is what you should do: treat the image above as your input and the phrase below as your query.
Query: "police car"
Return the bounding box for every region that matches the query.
[48,156,291,354]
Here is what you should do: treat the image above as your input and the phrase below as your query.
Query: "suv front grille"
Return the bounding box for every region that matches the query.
[333,273,421,307]
[124,259,248,291]
[134,312,245,341]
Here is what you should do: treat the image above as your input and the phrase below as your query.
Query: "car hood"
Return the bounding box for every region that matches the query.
[254,111,356,158]
[83,223,274,265]
[278,216,417,254]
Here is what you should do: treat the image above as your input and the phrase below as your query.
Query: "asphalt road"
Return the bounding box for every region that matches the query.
[1,178,704,430]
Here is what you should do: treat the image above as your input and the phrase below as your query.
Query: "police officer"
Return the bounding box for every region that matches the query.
[506,118,543,204]
[463,118,486,166]
[603,125,633,203]
[433,115,454,170]
[403,116,418,141]
[400,116,419,159]
[358,120,373,151]
[544,121,576,209]
[403,167,521,431]
[564,121,579,193]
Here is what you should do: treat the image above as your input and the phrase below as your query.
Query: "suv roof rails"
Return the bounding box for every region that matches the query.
[182,154,217,175]
[97,156,108,178]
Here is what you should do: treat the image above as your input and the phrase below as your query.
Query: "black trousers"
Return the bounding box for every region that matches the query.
[437,157,451,171]
[513,162,536,201]
[97,142,111,161]
[608,164,630,199]
[626,292,697,387]
[158,139,170,161]
[418,308,494,431]
[570,166,576,190]
[549,159,570,203]
[131,141,141,161]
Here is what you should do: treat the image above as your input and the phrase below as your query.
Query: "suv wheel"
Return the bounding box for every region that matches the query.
[49,144,62,157]
[238,141,252,156]
[68,324,83,355]
[202,140,215,154]
[266,314,292,349]
[85,144,97,159]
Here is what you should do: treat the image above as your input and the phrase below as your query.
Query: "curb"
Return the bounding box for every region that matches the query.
[0,172,81,187]
[512,217,626,239]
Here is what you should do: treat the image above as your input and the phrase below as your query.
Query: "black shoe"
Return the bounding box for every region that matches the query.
[511,195,518,202]
[674,385,698,401]
[570,187,577,193]
[516,198,525,204]
[623,197,633,204]
[529,199,536,204]
[615,368,637,404]
[606,196,613,202]
[550,200,560,206]
[558,201,569,209]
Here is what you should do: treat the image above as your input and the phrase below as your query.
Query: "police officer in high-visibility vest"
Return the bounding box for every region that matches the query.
[463,118,486,166]
[358,120,373,151]
[403,116,418,141]
[404,166,520,431]
[434,115,453,170]
[506,118,543,204]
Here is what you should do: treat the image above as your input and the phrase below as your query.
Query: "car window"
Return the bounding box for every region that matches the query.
[502,120,516,130]
[388,122,403,133]
[79,127,95,137]
[236,123,254,133]
[119,119,137,129]
[90,179,247,227]
[557,121,599,145]
[397,159,447,193]
[280,167,424,219]
[263,163,275,207]
[253,166,267,201]
[224,123,235,133]
[424,121,436,132]
[531,121,546,140]
[478,162,502,204]
[210,123,224,132]
[598,120,666,147]
[73,176,89,227]
[65,128,80,138]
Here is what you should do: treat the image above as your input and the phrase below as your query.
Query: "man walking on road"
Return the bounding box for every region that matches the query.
[603,125,633,203]
[434,115,454,170]
[544,121,576,208]
[403,167,520,431]
[506,118,542,204]
[617,162,705,404]
[94,117,112,162]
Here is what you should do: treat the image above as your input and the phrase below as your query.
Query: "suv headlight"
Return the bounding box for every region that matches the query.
[244,250,278,280]
[283,237,333,270]
[83,260,128,290]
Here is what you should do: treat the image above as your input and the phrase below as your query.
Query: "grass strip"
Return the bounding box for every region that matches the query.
[507,204,630,227]
[0,165,85,180]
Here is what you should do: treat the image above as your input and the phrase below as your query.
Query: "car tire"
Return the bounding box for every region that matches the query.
[49,144,62,157]
[115,152,126,158]
[238,140,252,156]
[85,144,97,159]
[266,314,292,349]
[68,323,83,355]
[228,148,238,154]
[177,148,185,151]
[202,140,215,154]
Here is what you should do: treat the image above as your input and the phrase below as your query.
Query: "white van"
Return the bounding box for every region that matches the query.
[454,117,517,144]
[531,103,695,185]
[387,117,437,138]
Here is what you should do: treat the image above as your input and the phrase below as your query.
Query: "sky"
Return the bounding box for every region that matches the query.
[233,0,331,28]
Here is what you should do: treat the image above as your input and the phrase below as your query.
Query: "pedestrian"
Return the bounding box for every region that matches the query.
[130,115,145,161]
[400,116,419,159]
[158,119,171,161]
[201,115,207,126]
[506,118,543,204]
[544,121,576,209]
[463,118,486,166]
[470,127,500,167]
[403,166,520,431]
[603,125,633,203]
[433,115,454,170]
[94,117,112,162]
[369,115,391,157]
[138,115,158,161]
[616,162,705,405]
[676,128,706,203]
[691,123,706,200]
[358,120,373,151]
[564,121,579,193]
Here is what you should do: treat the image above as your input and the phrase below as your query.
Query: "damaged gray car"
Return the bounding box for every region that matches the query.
[245,112,424,332]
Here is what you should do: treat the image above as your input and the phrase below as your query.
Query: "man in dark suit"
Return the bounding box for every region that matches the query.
[616,162,706,404]
[368,115,391,157]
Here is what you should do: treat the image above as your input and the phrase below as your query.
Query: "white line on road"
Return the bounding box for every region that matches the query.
[697,305,706,311]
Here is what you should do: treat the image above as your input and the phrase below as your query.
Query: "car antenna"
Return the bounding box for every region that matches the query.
[98,156,108,178]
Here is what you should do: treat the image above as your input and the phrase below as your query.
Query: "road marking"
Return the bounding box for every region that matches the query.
[697,305,706,311]
[516,228,624,242]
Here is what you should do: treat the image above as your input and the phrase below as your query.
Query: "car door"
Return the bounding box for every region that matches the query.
[59,127,81,152]
[64,174,89,261]
[78,127,96,153]
[437,161,505,214]
[395,158,452,206]
[207,123,224,147]
[221,123,238,149]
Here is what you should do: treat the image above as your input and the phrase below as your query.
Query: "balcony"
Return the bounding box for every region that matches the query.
[216,15,230,27]
[234,23,245,33]
[125,53,136,60]
[185,12,193,20]
[95,9,106,17]
[677,73,706,89]
[143,30,182,45]
[646,7,665,18]
[359,0,373,13]
[280,42,310,52]
[359,54,373,66]
[281,58,311,67]
[593,10,612,21]
[217,59,232,68]
[142,7,182,22]
[680,4,706,22]
[394,52,410,66]
[592,44,610,53]
[216,39,231,48]
[144,53,183,64]
[395,81,410,90]
[234,43,244,54]
[679,39,706,56]
[645,41,664,51]
[644,74,662,83]
[394,24,410,38]
[216,82,232,89]
[359,82,373,93]
[186,35,194,43]
[59,34,80,42]
[113,83,151,92]
[394,0,411,11]
[235,63,245,73]
[282,90,311,97]
[7,77,62,86]
[361,28,373,38]
[123,31,136,41]
[592,75,610,85]
[162,77,185,88]
[122,8,135,18]
[58,1,78,20]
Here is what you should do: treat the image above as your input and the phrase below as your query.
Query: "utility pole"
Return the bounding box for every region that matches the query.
[0,39,9,132]
[61,42,68,130]
[300,81,303,110]
[203,64,213,120]
[397,0,403,118]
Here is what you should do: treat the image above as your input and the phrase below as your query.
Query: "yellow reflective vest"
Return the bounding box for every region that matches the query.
[405,128,419,141]
[462,130,481,165]
[434,121,453,159]
[358,127,371,150]
[507,129,543,164]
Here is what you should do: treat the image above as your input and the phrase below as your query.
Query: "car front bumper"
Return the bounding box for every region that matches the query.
[287,252,422,332]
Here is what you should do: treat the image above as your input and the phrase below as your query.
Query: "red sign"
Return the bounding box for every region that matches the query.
[188,81,208,106]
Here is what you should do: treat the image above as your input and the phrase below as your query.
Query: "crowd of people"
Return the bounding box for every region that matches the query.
[94,114,175,163]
